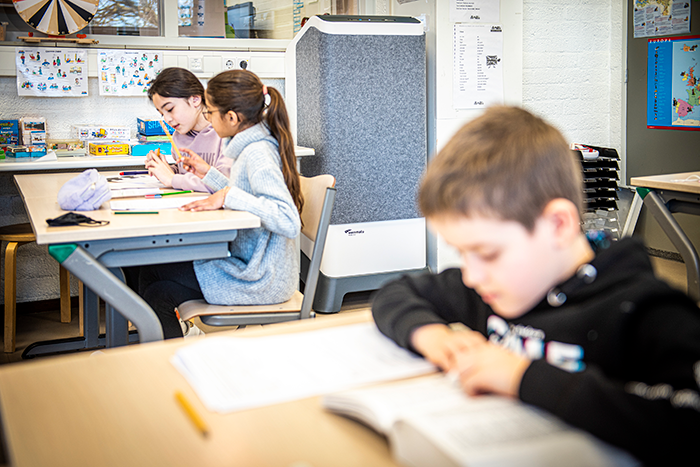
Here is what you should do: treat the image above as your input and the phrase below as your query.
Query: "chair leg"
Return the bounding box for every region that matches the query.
[59,265,71,323]
[4,242,19,353]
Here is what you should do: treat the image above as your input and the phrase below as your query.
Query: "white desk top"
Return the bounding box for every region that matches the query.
[0,146,315,173]
[630,171,700,195]
[15,172,261,244]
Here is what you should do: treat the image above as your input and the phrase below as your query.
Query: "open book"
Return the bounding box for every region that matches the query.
[322,375,639,467]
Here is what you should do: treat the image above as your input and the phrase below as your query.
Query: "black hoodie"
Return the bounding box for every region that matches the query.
[372,238,700,466]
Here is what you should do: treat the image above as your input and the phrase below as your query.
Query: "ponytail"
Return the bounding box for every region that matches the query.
[264,87,303,218]
[207,70,303,218]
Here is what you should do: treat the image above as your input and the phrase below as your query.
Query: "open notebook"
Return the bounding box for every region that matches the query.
[322,375,640,467]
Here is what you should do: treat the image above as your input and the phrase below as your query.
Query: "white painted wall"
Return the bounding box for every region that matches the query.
[522,0,625,181]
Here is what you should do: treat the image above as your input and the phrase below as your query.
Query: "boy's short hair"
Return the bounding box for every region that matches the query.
[419,106,583,231]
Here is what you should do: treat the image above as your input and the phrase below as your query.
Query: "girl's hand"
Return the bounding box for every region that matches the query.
[179,187,229,212]
[179,148,210,179]
[411,324,487,372]
[144,152,175,187]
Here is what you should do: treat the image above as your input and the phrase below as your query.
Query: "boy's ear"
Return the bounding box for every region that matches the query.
[540,199,582,248]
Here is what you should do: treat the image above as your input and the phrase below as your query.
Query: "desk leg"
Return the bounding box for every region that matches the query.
[49,244,164,343]
[106,267,129,347]
[643,191,700,303]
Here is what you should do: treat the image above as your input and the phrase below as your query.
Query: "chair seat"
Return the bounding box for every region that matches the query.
[178,290,304,322]
[0,223,35,243]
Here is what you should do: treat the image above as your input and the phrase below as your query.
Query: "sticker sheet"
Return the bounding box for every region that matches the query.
[98,50,163,96]
[16,47,88,97]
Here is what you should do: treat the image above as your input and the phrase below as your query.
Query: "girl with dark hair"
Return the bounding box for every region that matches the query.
[137,69,304,339]
[144,67,231,193]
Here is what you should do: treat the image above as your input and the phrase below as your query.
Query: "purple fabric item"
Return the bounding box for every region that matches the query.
[57,169,112,211]
[171,125,230,193]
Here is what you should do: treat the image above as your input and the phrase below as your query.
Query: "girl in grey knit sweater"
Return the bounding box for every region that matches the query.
[137,70,304,338]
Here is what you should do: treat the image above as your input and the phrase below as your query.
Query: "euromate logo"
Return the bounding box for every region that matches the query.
[344,228,365,237]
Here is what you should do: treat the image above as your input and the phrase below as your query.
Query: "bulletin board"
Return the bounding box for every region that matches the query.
[627,1,700,180]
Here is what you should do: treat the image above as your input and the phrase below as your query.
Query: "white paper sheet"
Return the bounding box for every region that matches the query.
[450,0,500,23]
[171,322,436,413]
[110,195,208,211]
[453,24,504,109]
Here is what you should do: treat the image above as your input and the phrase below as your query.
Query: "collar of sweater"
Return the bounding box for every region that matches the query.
[223,122,278,160]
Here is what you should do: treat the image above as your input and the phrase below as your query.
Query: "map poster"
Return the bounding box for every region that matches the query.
[98,50,163,96]
[634,0,690,39]
[16,47,88,97]
[647,35,700,130]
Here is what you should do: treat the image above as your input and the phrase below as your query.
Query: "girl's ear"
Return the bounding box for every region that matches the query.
[225,110,239,126]
[189,95,202,107]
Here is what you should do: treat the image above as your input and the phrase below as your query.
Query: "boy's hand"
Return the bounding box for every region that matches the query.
[144,151,174,186]
[411,323,487,372]
[453,344,531,398]
[179,148,210,179]
[179,188,227,212]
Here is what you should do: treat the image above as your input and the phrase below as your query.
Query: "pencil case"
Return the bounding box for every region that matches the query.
[88,142,130,156]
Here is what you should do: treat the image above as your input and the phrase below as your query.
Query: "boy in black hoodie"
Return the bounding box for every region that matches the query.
[372,106,700,466]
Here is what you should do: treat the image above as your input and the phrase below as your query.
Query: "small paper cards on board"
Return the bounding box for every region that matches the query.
[98,50,163,96]
[16,48,88,97]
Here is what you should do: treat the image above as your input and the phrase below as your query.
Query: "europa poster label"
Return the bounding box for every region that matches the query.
[647,35,700,130]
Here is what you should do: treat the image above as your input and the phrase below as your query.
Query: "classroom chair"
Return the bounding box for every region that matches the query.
[1,223,72,353]
[177,174,336,327]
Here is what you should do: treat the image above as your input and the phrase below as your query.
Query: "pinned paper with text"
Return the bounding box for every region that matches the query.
[16,47,88,97]
[98,50,163,96]
[633,0,690,38]
[450,0,500,23]
[453,24,504,110]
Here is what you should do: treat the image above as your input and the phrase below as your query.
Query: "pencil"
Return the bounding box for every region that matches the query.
[175,390,209,438]
[113,211,159,215]
[159,121,183,161]
[145,190,192,198]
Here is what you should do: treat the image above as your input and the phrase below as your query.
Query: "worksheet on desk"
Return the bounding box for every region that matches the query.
[171,323,436,413]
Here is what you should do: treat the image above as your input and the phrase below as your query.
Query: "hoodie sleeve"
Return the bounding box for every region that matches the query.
[372,269,491,351]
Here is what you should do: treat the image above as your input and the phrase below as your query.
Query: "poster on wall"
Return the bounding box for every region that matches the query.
[452,24,504,110]
[634,0,690,38]
[647,35,700,130]
[98,50,163,96]
[15,48,88,97]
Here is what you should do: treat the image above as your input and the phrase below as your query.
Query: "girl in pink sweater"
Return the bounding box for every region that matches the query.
[145,68,231,193]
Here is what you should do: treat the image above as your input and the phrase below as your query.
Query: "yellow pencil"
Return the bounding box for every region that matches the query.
[175,390,209,438]
[159,120,184,161]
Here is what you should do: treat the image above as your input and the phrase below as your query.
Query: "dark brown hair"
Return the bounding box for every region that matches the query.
[147,67,205,104]
[206,70,303,216]
[419,106,582,231]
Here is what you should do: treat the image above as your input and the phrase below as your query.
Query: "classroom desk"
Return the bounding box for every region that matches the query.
[0,311,400,467]
[14,171,261,357]
[630,171,700,303]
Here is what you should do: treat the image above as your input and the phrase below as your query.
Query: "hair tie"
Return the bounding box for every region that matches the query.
[262,84,271,108]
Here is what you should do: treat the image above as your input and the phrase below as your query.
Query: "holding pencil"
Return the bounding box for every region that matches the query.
[143,67,230,194]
